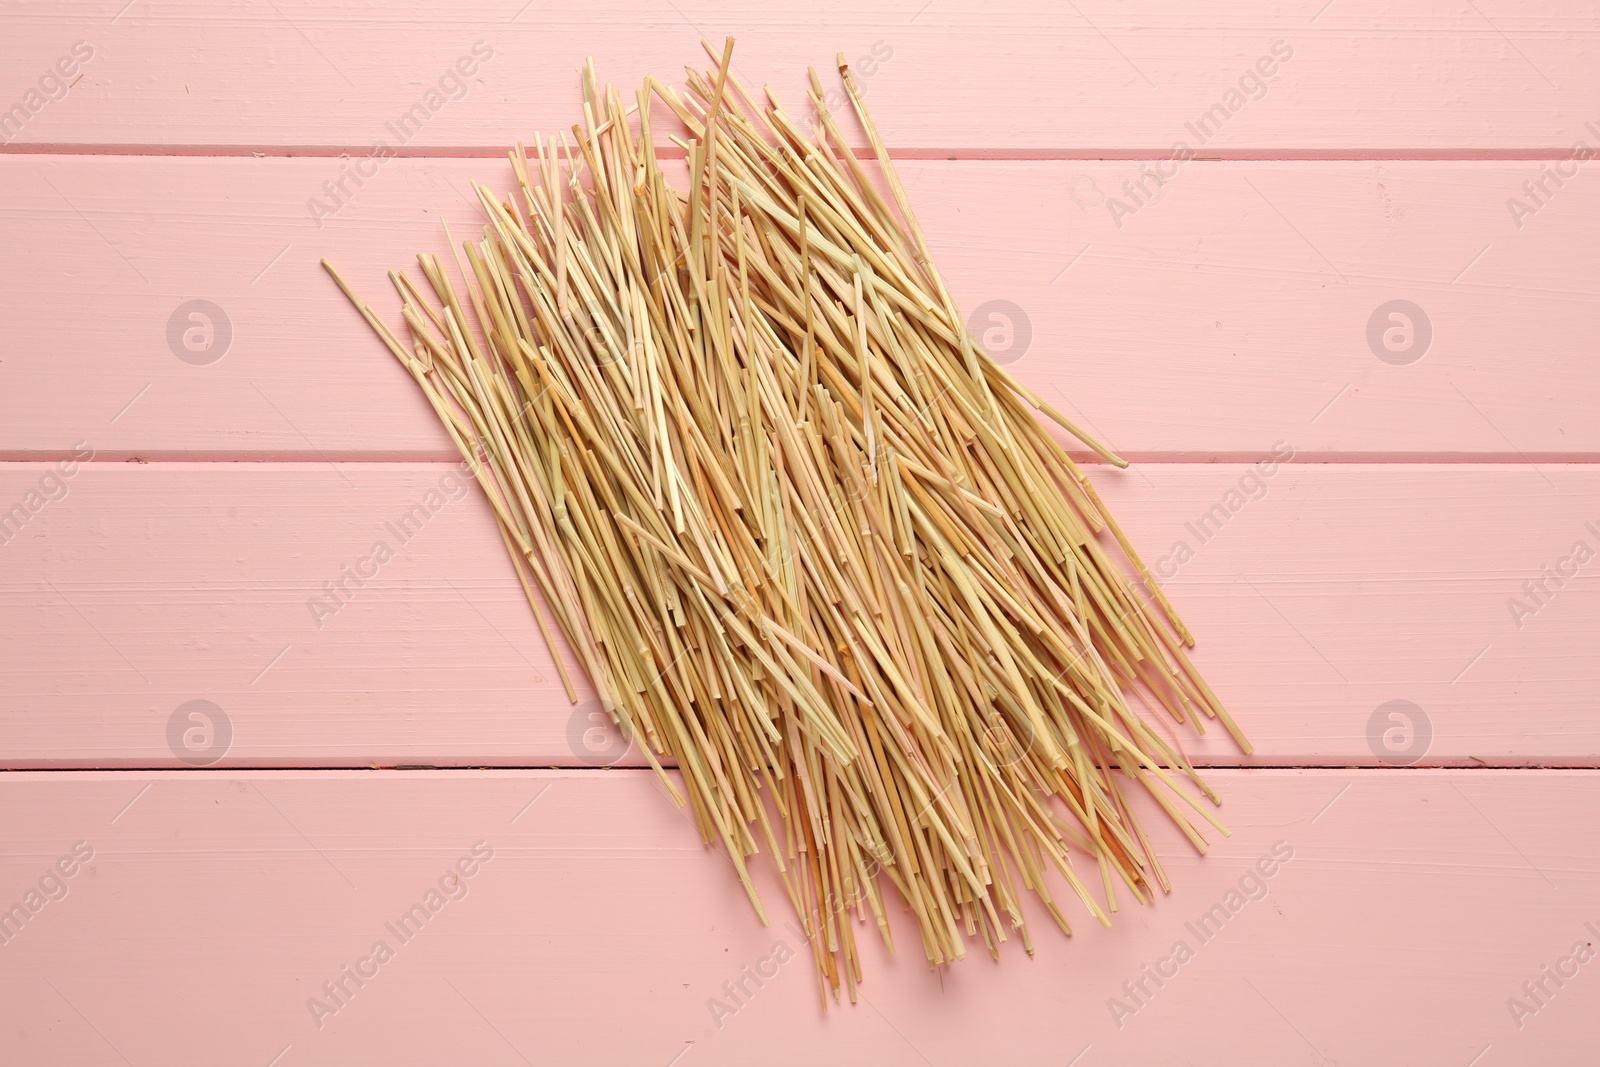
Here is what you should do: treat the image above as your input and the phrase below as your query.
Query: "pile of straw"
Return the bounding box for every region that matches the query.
[326,39,1249,1005]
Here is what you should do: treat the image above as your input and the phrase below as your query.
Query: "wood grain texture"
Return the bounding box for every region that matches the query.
[2,462,1592,768]
[3,6,1597,1058]
[2,1,1598,154]
[3,157,1596,460]
[0,768,1593,1065]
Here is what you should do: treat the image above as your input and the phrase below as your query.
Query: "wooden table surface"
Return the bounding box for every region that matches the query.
[3,3,1597,1064]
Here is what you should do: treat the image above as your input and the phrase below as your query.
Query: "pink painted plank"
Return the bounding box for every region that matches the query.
[3,156,1596,459]
[0,768,1593,1064]
[2,2,1598,153]
[1,462,1593,768]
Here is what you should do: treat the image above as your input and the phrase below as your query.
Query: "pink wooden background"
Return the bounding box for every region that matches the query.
[3,2,1598,1063]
